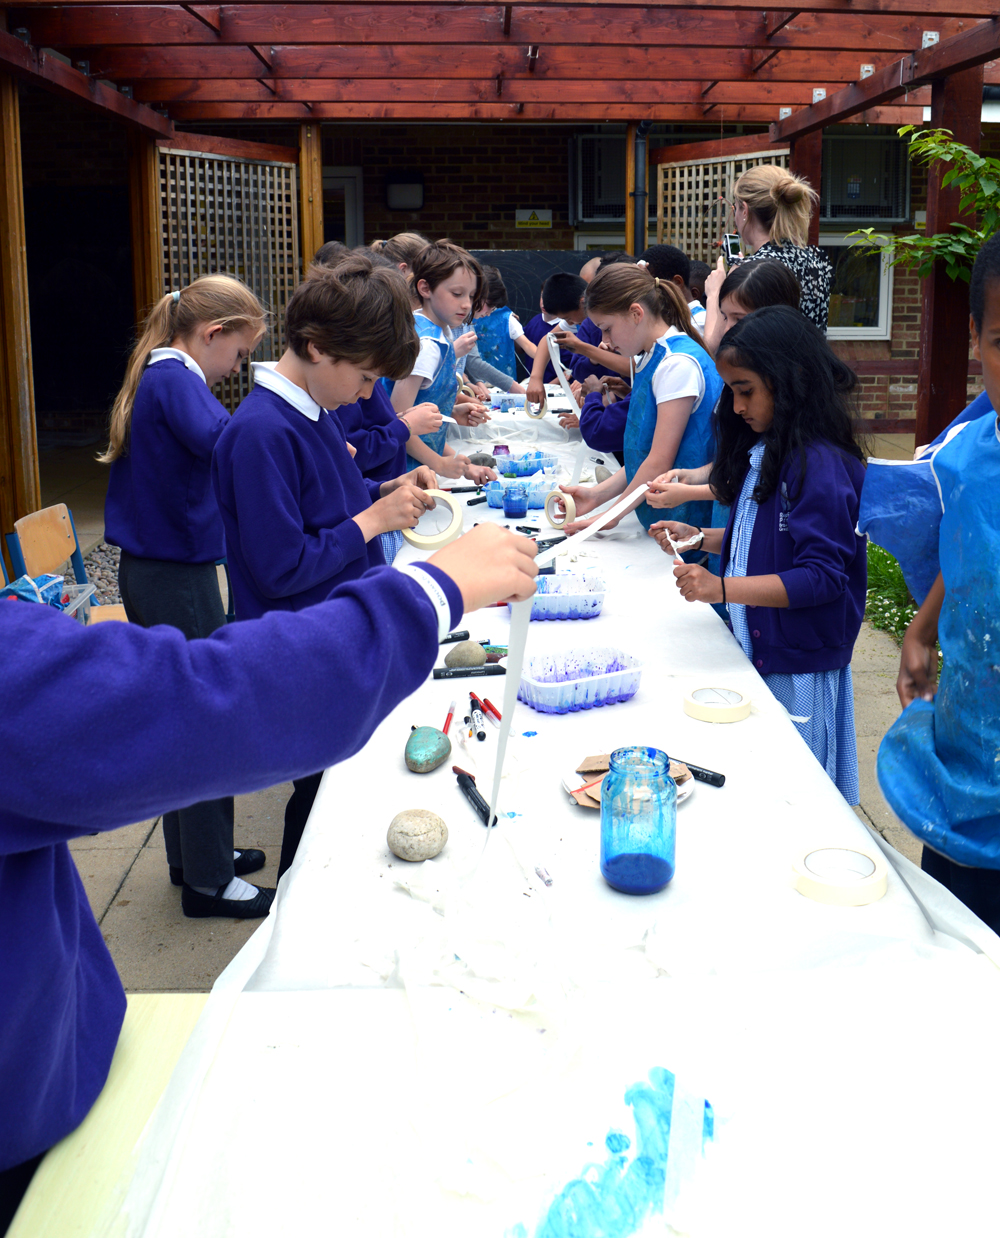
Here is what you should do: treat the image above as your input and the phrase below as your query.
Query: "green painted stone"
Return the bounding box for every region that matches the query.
[405,725,452,774]
[444,640,487,669]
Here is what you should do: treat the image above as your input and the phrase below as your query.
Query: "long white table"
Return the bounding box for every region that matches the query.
[102,413,1000,1238]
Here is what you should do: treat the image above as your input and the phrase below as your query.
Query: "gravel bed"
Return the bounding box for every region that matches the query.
[78,541,122,606]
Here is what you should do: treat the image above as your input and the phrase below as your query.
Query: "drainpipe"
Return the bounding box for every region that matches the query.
[632,120,654,256]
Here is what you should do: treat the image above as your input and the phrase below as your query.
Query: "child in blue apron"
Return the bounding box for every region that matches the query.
[473,265,537,382]
[656,305,867,804]
[388,240,495,484]
[554,263,722,537]
[877,234,1000,931]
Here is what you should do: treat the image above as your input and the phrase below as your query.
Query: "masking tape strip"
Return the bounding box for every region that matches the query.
[535,483,649,568]
[793,847,888,907]
[401,489,464,551]
[547,333,581,415]
[545,490,576,528]
[683,687,752,723]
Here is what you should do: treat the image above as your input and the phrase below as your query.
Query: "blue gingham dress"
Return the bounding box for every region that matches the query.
[726,442,860,805]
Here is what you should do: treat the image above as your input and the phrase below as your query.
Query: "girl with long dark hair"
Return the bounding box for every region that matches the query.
[654,305,867,802]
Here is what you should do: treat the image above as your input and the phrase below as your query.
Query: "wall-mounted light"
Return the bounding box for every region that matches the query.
[386,170,424,211]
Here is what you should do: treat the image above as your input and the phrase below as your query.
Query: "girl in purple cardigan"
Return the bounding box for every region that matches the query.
[653,306,867,802]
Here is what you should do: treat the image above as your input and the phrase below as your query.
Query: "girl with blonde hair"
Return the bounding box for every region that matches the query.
[729,164,831,332]
[554,263,723,536]
[102,274,274,920]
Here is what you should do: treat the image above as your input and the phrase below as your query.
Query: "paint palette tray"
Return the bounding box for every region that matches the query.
[485,477,554,509]
[508,572,606,621]
[518,646,642,714]
[503,451,559,477]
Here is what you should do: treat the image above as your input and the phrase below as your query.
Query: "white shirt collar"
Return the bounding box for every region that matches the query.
[251,361,322,422]
[148,347,206,384]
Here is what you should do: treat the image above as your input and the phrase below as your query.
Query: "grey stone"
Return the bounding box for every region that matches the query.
[444,640,486,668]
[595,465,613,484]
[387,809,448,861]
[469,452,497,468]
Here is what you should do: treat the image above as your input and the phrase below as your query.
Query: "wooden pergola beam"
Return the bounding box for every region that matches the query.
[133,76,933,105]
[0,27,173,135]
[772,15,1000,138]
[7,5,975,51]
[82,44,919,80]
[0,73,39,563]
[165,99,927,121]
[5,0,1000,13]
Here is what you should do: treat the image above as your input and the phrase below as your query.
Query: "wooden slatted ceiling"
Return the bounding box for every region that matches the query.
[1,1,997,125]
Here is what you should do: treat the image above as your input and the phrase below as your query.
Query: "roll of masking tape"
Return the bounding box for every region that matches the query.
[525,390,547,420]
[683,686,752,723]
[792,847,888,907]
[401,489,464,551]
[545,490,576,528]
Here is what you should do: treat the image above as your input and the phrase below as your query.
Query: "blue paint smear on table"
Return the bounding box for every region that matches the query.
[523,731,538,737]
[507,1067,713,1238]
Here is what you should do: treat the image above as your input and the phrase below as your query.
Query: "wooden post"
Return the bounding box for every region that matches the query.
[128,131,163,325]
[625,121,637,256]
[916,65,984,447]
[0,72,39,570]
[789,129,823,247]
[299,122,324,270]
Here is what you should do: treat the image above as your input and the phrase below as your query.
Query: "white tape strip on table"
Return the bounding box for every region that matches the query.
[483,485,650,840]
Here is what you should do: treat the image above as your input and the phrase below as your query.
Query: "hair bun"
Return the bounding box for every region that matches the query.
[772,175,808,205]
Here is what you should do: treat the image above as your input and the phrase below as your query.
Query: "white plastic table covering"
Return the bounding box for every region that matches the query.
[108,412,1000,1238]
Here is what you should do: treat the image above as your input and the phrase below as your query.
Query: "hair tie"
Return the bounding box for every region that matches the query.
[653,276,661,287]
[172,290,181,304]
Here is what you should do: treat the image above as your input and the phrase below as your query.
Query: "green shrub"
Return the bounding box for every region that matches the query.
[866,542,918,644]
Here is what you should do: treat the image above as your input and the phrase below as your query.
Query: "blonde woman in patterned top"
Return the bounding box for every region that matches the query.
[730,164,832,333]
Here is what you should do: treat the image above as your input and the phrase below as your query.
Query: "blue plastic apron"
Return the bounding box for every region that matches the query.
[400,315,457,471]
[877,414,1000,867]
[858,456,943,607]
[474,308,516,378]
[623,334,723,532]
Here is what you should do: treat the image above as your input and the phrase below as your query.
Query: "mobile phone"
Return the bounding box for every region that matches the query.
[722,234,743,265]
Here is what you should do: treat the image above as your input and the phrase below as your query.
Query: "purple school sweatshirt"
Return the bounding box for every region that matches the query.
[212,385,385,620]
[568,318,619,384]
[579,390,629,455]
[338,382,410,482]
[720,440,867,675]
[0,563,462,1171]
[105,359,229,563]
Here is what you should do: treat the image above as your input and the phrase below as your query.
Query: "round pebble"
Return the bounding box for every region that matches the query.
[444,640,486,668]
[387,809,448,862]
[469,452,497,468]
[595,465,613,484]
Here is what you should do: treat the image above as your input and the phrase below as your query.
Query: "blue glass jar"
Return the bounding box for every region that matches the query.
[503,482,528,519]
[600,747,676,894]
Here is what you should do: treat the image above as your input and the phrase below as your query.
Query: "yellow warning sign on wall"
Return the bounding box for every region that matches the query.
[515,209,553,229]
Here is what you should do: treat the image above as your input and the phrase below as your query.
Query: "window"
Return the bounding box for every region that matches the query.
[820,134,909,224]
[820,233,894,341]
[574,232,626,251]
[576,135,628,223]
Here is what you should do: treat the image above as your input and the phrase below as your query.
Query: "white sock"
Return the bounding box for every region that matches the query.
[190,876,258,901]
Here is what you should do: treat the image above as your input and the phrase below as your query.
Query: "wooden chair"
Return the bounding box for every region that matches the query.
[5,504,129,623]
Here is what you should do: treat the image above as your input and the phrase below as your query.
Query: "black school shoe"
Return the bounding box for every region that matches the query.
[169,848,266,888]
[181,882,276,919]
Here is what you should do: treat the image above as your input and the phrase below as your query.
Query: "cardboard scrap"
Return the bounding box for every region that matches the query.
[569,753,691,809]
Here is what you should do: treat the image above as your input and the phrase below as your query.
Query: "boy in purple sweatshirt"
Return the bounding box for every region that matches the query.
[212,255,439,879]
[0,525,537,1226]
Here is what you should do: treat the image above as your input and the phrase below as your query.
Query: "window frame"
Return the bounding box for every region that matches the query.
[820,231,895,342]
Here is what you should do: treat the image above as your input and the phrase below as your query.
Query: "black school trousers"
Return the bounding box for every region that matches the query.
[118,551,236,890]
